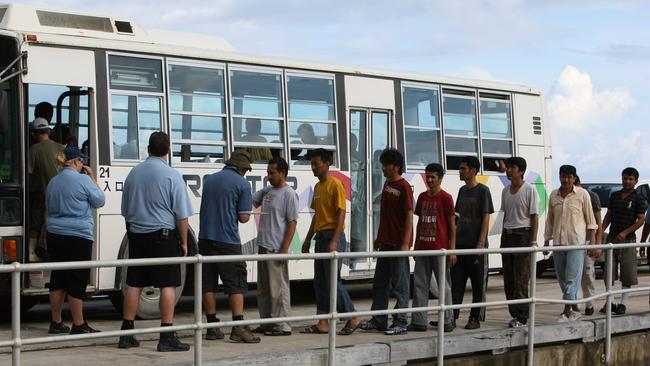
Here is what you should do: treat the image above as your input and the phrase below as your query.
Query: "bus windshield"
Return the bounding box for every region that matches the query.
[0,35,20,185]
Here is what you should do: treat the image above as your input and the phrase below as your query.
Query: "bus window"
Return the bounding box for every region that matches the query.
[230,68,284,164]
[480,94,513,171]
[168,63,226,164]
[402,85,442,169]
[109,55,163,93]
[111,94,162,160]
[443,90,477,170]
[286,74,336,165]
[27,84,89,148]
[108,55,164,161]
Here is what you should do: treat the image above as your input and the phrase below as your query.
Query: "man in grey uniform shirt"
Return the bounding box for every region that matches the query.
[252,157,299,336]
[118,132,193,352]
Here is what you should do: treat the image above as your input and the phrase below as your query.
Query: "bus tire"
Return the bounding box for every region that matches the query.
[0,294,39,319]
[110,230,197,319]
[109,266,185,319]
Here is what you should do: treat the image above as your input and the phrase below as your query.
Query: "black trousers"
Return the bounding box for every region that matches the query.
[451,252,488,321]
[501,230,533,323]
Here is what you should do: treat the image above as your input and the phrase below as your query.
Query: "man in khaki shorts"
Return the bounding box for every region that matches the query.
[600,167,647,315]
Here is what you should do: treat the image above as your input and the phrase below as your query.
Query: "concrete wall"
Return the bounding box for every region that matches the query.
[433,331,650,366]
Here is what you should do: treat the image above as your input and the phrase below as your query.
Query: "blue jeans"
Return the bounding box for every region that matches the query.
[370,246,410,328]
[554,249,585,301]
[313,231,356,315]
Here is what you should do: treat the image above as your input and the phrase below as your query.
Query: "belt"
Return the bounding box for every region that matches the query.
[503,227,531,235]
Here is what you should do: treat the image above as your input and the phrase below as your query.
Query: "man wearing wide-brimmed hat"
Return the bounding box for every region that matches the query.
[199,150,261,344]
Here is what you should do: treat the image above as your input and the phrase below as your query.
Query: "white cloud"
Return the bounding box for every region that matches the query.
[548,65,634,132]
[547,66,648,180]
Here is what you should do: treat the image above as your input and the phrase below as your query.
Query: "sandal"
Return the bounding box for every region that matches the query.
[337,320,360,336]
[299,324,328,334]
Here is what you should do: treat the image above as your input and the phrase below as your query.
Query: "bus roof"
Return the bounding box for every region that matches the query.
[0,3,542,95]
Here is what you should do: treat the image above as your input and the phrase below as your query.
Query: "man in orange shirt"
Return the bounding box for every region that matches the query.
[300,149,361,335]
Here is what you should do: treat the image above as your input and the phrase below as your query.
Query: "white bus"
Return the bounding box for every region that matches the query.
[0,4,553,317]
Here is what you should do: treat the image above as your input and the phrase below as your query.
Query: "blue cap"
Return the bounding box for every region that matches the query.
[64,146,87,161]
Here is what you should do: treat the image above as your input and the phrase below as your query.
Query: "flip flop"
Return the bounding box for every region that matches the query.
[299,324,328,334]
[337,320,360,336]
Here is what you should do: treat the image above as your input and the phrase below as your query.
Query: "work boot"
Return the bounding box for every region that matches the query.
[157,331,190,352]
[118,335,140,349]
[205,327,225,340]
[230,326,260,343]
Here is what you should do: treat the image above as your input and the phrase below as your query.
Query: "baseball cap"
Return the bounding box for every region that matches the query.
[225,151,253,171]
[64,146,87,161]
[30,117,50,131]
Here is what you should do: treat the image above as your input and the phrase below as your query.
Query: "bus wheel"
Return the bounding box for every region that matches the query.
[0,294,39,313]
[109,238,186,319]
[109,264,186,319]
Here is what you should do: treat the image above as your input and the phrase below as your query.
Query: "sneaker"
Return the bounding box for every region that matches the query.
[557,314,569,323]
[406,323,427,332]
[568,311,582,321]
[584,306,594,316]
[464,317,480,330]
[118,335,140,349]
[508,318,525,328]
[385,324,408,335]
[359,320,386,332]
[48,321,70,334]
[614,304,626,315]
[69,322,100,334]
[157,332,190,352]
[443,321,456,333]
[599,303,618,314]
[205,327,225,340]
[230,326,261,343]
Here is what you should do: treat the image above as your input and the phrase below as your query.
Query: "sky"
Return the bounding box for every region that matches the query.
[15,0,650,181]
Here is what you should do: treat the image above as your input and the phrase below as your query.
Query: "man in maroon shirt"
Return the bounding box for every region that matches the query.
[359,148,413,335]
[408,163,456,332]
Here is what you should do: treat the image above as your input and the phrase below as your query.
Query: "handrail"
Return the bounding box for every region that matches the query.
[4,241,650,365]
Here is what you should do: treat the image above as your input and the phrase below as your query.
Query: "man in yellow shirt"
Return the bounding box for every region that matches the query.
[300,148,361,335]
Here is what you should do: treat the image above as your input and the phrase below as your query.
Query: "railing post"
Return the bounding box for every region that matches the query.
[11,263,21,366]
[327,252,338,366]
[604,245,613,364]
[437,253,446,366]
[194,255,203,366]
[527,248,537,366]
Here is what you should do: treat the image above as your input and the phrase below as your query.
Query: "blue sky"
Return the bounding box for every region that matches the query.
[17,0,650,181]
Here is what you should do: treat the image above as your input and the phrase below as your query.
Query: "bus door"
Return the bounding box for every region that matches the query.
[349,109,391,271]
[23,45,97,291]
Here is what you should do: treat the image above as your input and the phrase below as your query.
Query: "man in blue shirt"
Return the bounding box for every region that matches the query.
[199,151,259,343]
[46,146,104,335]
[119,132,194,352]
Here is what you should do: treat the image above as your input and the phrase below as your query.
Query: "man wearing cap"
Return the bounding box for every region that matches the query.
[46,146,104,334]
[199,151,260,343]
[28,116,65,257]
[118,131,193,352]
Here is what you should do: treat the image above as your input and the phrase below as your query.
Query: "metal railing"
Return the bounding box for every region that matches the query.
[2,242,650,366]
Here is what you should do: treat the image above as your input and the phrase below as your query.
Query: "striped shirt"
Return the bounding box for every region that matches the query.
[607,190,647,240]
